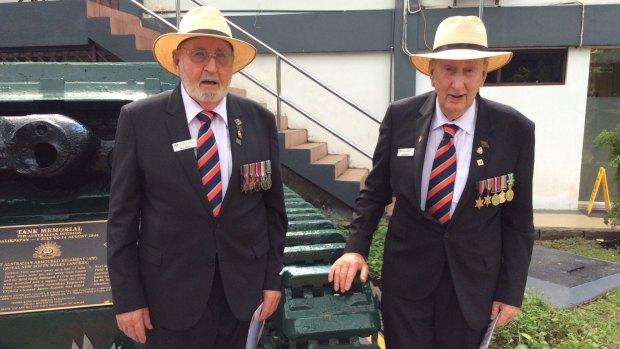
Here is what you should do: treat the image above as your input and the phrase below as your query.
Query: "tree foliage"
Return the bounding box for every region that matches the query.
[594,123,620,226]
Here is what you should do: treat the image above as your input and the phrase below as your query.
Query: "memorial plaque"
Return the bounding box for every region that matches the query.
[0,220,112,315]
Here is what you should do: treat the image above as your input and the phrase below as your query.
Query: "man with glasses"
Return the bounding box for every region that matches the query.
[106,6,287,348]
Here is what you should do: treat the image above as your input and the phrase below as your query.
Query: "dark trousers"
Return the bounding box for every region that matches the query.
[382,266,486,349]
[145,264,251,349]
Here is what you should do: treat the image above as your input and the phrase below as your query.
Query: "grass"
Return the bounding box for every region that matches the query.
[326,213,620,349]
[537,237,620,264]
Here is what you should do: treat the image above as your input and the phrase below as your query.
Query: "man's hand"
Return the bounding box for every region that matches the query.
[328,252,368,292]
[116,307,153,344]
[259,290,281,321]
[491,301,521,327]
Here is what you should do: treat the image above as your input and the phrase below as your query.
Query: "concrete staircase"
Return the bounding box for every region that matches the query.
[229,87,368,209]
[278,117,369,209]
[86,0,160,59]
[87,0,371,209]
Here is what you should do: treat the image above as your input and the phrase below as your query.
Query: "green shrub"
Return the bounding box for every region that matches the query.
[595,123,620,226]
[492,291,619,349]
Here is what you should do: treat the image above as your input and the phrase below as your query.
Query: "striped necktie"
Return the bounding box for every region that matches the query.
[196,110,222,217]
[426,124,459,224]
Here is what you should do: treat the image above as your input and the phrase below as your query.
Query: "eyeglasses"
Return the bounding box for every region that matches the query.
[178,48,233,67]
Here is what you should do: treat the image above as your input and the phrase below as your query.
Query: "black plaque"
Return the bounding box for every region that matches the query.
[0,220,111,315]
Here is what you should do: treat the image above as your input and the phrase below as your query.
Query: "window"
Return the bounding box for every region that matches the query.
[579,48,620,202]
[485,49,567,85]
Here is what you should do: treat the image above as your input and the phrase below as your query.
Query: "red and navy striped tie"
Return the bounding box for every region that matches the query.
[426,124,459,224]
[196,111,222,217]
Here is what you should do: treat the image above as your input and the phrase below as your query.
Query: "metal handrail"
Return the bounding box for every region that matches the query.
[130,0,376,160]
[129,0,176,30]
[239,65,373,159]
[190,0,381,125]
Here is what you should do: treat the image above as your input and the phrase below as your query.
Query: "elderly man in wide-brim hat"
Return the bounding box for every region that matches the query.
[330,16,535,349]
[106,6,287,348]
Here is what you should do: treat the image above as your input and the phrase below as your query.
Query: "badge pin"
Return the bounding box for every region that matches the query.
[418,136,423,143]
[233,118,243,145]
[481,141,490,148]
[477,159,484,166]
[476,147,483,154]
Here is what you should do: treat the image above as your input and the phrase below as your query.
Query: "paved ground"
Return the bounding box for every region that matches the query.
[529,210,620,308]
[535,211,615,231]
[534,210,620,240]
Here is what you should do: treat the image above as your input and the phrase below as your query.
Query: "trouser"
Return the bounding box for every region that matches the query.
[145,263,251,349]
[381,266,486,349]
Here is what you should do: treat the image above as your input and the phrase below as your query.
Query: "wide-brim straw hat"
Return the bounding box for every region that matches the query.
[410,16,512,76]
[153,6,257,76]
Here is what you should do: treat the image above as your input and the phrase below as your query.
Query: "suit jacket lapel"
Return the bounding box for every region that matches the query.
[164,85,214,215]
[450,95,493,223]
[218,94,243,217]
[413,92,436,213]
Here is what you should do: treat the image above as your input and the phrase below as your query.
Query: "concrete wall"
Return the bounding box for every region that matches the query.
[234,47,594,211]
[419,0,620,7]
[232,51,392,169]
[143,0,394,12]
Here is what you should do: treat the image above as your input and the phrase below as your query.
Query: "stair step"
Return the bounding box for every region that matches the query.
[337,168,369,190]
[87,1,140,25]
[281,129,308,148]
[229,87,247,97]
[87,1,160,52]
[279,114,288,131]
[289,142,328,163]
[313,154,348,178]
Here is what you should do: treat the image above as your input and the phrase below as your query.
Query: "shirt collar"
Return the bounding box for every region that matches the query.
[431,98,477,135]
[181,83,228,126]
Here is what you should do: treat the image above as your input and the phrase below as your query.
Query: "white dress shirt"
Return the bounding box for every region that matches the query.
[181,85,232,199]
[420,99,477,215]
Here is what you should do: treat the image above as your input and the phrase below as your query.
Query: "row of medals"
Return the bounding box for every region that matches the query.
[241,160,272,192]
[475,174,515,209]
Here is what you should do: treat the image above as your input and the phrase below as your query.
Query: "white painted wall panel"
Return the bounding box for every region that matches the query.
[143,0,394,13]
[231,52,392,169]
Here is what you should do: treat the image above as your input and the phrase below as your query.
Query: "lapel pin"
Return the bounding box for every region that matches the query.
[233,118,243,145]
[481,140,490,148]
[418,136,423,143]
[476,146,483,154]
[477,159,484,166]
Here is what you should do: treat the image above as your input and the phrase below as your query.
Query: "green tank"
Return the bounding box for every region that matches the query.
[0,62,380,349]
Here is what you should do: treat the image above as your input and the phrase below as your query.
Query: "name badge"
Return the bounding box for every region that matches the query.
[397,148,415,157]
[172,139,197,152]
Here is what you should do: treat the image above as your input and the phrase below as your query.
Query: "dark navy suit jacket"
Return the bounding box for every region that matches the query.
[107,85,287,330]
[345,91,536,330]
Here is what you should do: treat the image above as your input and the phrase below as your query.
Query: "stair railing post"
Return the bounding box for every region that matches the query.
[276,55,283,131]
[175,0,181,30]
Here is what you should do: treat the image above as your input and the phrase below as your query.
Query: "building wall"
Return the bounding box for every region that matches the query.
[4,0,620,210]
[232,52,392,169]
[143,0,394,13]
[234,47,594,210]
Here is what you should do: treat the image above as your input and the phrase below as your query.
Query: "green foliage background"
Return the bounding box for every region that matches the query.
[595,123,620,226]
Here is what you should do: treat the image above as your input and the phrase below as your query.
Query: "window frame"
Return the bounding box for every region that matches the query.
[484,48,568,86]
